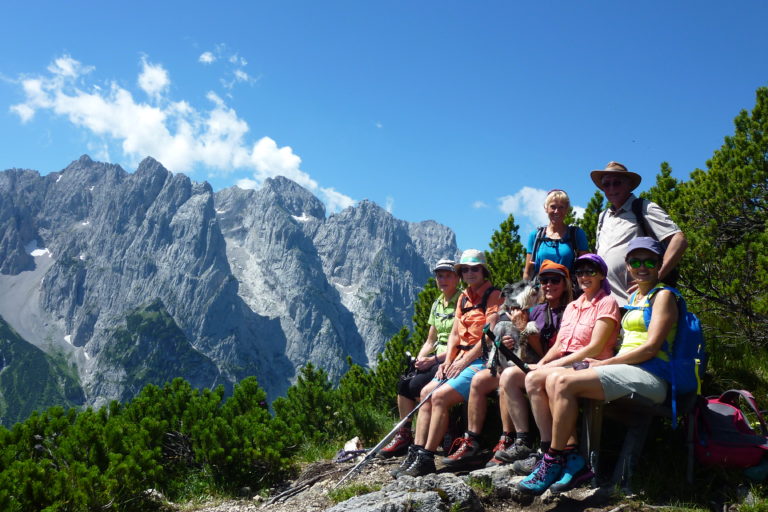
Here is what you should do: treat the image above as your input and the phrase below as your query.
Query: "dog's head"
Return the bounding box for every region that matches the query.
[500,280,537,312]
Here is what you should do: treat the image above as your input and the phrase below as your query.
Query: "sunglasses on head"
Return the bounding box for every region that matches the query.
[539,276,563,285]
[628,258,658,269]
[574,268,598,277]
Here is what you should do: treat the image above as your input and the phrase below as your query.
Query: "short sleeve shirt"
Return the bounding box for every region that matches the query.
[455,280,503,349]
[555,289,620,360]
[526,226,589,275]
[596,194,681,306]
[428,290,461,355]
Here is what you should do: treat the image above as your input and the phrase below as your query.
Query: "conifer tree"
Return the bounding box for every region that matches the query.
[486,213,526,286]
[663,87,768,348]
[574,190,604,252]
[411,277,441,347]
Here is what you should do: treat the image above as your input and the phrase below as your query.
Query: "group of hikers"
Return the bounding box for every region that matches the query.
[380,161,689,495]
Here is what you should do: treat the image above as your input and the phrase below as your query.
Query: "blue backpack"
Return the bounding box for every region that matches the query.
[628,286,707,425]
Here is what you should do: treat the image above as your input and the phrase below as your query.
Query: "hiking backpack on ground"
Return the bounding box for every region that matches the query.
[693,389,768,468]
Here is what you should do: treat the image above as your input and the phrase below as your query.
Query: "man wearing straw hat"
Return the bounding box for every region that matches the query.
[591,161,687,307]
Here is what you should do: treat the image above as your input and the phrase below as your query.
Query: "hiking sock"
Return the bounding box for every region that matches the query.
[546,447,566,462]
[515,432,532,446]
[540,441,551,452]
[403,421,412,430]
[465,430,480,441]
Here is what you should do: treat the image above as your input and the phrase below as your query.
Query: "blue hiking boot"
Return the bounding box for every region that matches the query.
[549,452,594,493]
[516,453,564,495]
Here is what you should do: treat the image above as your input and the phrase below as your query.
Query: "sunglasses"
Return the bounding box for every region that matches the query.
[601,180,625,189]
[574,269,598,277]
[539,276,563,285]
[461,266,482,274]
[628,258,658,269]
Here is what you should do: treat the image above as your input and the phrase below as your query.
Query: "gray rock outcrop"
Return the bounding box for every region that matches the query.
[0,155,458,415]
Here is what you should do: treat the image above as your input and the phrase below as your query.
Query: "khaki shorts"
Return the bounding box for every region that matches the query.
[594,364,668,404]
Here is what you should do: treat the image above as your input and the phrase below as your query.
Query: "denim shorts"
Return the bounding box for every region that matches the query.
[436,358,485,400]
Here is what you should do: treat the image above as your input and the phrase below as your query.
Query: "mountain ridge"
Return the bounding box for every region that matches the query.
[0,155,458,424]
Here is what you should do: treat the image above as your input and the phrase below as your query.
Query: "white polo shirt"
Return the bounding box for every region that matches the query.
[596,193,681,306]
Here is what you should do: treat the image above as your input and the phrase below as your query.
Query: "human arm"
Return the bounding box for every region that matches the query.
[414,325,441,370]
[575,226,590,256]
[591,290,678,367]
[659,231,687,283]
[541,317,616,368]
[437,319,461,379]
[523,254,535,281]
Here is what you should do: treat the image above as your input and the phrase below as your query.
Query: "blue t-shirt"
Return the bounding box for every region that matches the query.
[526,226,589,276]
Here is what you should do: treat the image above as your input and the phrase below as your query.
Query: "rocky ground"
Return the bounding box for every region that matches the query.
[175,455,655,512]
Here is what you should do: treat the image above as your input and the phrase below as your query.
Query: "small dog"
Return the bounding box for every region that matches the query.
[487,281,540,372]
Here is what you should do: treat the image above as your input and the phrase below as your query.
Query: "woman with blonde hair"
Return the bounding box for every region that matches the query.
[523,189,589,282]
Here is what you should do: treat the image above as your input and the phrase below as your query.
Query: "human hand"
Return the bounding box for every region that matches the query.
[501,334,516,350]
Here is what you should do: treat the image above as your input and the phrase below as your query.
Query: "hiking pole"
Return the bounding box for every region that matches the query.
[483,325,530,374]
[334,378,448,488]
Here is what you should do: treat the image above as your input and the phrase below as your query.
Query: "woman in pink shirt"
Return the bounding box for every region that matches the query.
[512,254,620,480]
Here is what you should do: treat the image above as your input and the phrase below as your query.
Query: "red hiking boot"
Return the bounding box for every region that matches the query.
[441,435,480,468]
[379,426,413,458]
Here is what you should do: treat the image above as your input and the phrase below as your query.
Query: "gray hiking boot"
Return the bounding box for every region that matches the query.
[400,447,436,477]
[511,450,542,475]
[495,438,533,463]
[390,445,419,478]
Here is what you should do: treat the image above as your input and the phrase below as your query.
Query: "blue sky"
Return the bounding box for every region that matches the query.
[2,1,767,253]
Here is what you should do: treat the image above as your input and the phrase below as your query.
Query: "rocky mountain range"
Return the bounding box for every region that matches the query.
[0,155,457,425]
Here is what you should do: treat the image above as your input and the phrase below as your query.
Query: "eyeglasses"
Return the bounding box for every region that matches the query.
[461,266,482,274]
[539,276,563,285]
[601,180,625,189]
[628,258,658,269]
[574,269,598,277]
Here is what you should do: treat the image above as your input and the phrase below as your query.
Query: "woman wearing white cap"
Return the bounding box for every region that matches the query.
[392,249,503,477]
[379,258,461,458]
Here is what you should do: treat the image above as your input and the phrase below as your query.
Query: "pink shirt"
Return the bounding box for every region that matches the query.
[555,289,620,360]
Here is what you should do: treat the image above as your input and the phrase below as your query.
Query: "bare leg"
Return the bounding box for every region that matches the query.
[547,369,606,450]
[397,395,416,419]
[424,385,465,452]
[413,380,439,446]
[467,369,499,434]
[525,366,569,443]
[499,366,529,433]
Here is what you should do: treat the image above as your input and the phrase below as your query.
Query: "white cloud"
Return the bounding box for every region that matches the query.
[236,178,258,189]
[375,121,383,129]
[472,200,488,209]
[384,196,394,213]
[199,52,216,64]
[498,186,586,227]
[498,187,549,226]
[137,57,169,100]
[11,54,356,213]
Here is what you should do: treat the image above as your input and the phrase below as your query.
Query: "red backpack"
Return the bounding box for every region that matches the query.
[693,389,768,468]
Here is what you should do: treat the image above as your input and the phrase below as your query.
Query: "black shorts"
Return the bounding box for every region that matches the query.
[397,364,440,400]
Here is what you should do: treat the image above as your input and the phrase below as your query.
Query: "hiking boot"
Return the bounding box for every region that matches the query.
[496,438,533,463]
[511,450,542,475]
[401,448,437,477]
[486,435,515,467]
[549,452,593,493]
[516,453,564,495]
[379,426,413,458]
[442,435,480,468]
[390,445,419,478]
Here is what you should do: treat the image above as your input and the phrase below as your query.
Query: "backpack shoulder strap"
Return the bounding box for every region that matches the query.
[459,286,499,315]
[719,390,768,436]
[596,208,608,247]
[632,198,659,240]
[567,225,578,255]
[530,226,547,263]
